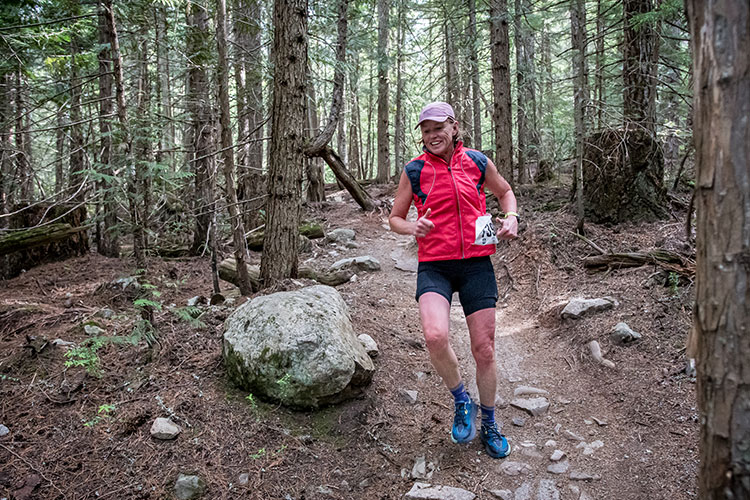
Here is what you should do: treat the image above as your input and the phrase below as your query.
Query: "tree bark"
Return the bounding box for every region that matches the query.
[260,0,308,286]
[68,0,85,203]
[187,3,214,256]
[444,17,459,115]
[594,0,605,130]
[489,0,513,184]
[97,1,119,257]
[131,30,151,270]
[154,5,174,170]
[55,106,66,200]
[348,59,363,179]
[366,58,374,178]
[623,0,659,135]
[570,0,588,232]
[468,0,481,151]
[234,0,265,231]
[217,0,254,295]
[102,0,131,260]
[337,81,347,169]
[305,77,326,201]
[14,70,32,203]
[514,0,527,184]
[539,27,553,162]
[686,1,750,497]
[375,0,390,183]
[394,0,405,173]
[0,72,12,224]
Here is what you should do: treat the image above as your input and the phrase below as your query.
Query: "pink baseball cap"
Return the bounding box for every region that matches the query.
[415,101,455,129]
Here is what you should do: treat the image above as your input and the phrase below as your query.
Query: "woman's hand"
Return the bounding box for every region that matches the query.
[496,215,518,240]
[415,208,435,238]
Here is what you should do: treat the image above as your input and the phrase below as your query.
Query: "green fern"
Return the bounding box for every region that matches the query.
[173,306,205,328]
[133,298,162,310]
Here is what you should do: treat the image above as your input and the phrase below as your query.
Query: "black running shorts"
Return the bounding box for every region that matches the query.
[415,256,498,316]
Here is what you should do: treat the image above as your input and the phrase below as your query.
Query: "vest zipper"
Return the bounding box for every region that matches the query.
[447,164,465,259]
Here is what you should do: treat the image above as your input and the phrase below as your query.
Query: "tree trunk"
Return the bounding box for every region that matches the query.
[623,0,659,135]
[154,5,174,170]
[540,27,553,162]
[216,0,253,296]
[570,0,588,232]
[348,60,363,179]
[0,223,90,256]
[595,0,605,130]
[1,205,89,279]
[686,1,750,498]
[234,0,265,231]
[233,0,249,187]
[468,0,481,151]
[68,0,85,203]
[97,1,119,257]
[489,0,513,184]
[260,0,308,286]
[305,77,326,201]
[103,0,131,207]
[0,72,12,226]
[444,17,458,113]
[366,59,374,179]
[15,70,32,203]
[394,0,405,174]
[662,21,685,184]
[514,0,527,184]
[132,31,151,270]
[55,107,66,199]
[337,81,347,168]
[375,0,390,183]
[524,6,539,169]
[187,3,214,255]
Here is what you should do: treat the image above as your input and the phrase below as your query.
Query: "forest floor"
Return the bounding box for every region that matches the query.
[0,181,699,500]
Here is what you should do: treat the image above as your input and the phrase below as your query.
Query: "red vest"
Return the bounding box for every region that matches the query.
[404,142,495,262]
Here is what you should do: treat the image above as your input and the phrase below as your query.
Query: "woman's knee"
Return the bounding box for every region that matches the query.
[423,327,450,353]
[471,339,495,365]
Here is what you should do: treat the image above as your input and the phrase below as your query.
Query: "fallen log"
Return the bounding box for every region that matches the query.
[218,257,353,291]
[318,145,376,212]
[0,223,90,256]
[583,249,694,275]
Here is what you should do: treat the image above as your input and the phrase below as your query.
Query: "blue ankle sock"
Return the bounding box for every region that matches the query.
[449,382,470,404]
[480,404,495,427]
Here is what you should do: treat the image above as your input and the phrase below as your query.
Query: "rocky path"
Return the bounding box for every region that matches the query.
[438,298,604,500]
[348,208,697,500]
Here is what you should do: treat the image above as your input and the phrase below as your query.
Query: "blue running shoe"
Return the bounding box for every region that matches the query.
[481,423,511,458]
[451,400,477,443]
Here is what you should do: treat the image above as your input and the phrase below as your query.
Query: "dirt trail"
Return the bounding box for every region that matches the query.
[366,213,698,500]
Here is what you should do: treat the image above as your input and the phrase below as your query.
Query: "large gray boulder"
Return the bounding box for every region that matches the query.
[223,285,374,408]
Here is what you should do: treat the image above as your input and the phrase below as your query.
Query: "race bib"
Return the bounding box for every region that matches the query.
[474,214,498,245]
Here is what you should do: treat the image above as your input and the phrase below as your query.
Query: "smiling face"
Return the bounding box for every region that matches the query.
[419,118,459,163]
